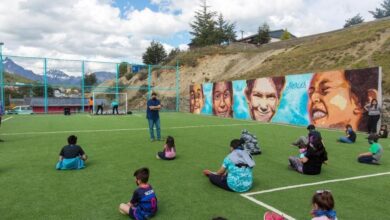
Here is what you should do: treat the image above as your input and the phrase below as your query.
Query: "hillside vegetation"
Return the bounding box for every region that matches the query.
[172,18,390,96]
[4,72,34,84]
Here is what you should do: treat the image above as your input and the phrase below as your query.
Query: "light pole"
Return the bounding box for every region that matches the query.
[0,42,4,113]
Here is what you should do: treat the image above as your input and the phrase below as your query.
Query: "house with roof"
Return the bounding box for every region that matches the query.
[236,29,297,44]
[28,97,105,113]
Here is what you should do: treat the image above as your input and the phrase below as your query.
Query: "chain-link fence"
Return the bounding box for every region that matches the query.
[0,54,180,114]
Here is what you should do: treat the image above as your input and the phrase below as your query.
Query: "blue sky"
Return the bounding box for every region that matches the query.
[112,0,159,17]
[110,0,191,48]
[0,0,384,64]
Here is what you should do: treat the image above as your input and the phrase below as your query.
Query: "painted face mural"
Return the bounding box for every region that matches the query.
[189,84,204,114]
[212,81,233,117]
[245,77,283,122]
[190,67,380,132]
[308,70,362,129]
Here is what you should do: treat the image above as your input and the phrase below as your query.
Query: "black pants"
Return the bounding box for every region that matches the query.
[367,115,380,133]
[96,105,103,115]
[112,105,119,114]
[208,174,232,191]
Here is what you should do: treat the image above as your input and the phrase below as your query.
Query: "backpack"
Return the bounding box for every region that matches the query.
[240,129,261,155]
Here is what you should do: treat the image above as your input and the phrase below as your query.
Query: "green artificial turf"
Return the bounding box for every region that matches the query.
[0,113,389,220]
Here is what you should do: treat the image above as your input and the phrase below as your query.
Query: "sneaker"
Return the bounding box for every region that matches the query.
[263,211,286,220]
[372,160,380,165]
[156,154,160,159]
[151,139,155,142]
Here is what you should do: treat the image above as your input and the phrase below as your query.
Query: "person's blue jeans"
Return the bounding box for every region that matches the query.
[148,118,160,140]
[339,137,353,143]
[358,155,379,165]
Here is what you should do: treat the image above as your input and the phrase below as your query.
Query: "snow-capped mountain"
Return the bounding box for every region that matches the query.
[3,58,115,85]
[3,57,43,81]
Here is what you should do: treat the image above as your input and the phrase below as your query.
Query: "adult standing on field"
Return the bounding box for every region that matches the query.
[88,97,93,114]
[147,92,161,141]
[364,98,381,134]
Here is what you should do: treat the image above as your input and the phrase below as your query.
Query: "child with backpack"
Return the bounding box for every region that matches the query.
[156,136,176,160]
[119,167,158,220]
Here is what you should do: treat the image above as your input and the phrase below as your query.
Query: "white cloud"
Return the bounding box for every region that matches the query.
[178,44,189,51]
[0,0,385,66]
[124,8,187,36]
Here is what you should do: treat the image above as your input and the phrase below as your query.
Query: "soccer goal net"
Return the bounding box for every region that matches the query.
[92,92,128,115]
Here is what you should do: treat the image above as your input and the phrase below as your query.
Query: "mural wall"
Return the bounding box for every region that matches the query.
[189,67,382,131]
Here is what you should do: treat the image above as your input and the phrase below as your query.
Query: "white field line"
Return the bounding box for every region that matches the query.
[242,171,390,196]
[0,123,258,136]
[240,171,390,220]
[2,116,14,122]
[241,194,296,220]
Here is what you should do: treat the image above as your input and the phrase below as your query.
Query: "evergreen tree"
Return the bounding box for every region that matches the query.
[189,0,236,47]
[142,41,167,65]
[84,73,97,92]
[280,29,291,40]
[216,13,236,44]
[344,14,364,28]
[32,85,54,97]
[256,23,271,44]
[369,0,390,19]
[189,0,218,47]
[165,48,180,64]
[119,62,129,78]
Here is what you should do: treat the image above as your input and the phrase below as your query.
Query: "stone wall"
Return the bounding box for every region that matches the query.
[382,95,390,125]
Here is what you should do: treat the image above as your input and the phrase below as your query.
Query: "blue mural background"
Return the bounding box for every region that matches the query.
[271,73,313,126]
[232,80,250,120]
[201,83,213,115]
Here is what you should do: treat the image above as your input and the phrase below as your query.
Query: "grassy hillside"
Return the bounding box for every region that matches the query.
[173,18,390,94]
[4,71,35,84]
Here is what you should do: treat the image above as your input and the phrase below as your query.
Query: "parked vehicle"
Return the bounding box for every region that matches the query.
[6,105,33,115]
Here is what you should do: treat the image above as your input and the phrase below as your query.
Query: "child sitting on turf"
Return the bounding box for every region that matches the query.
[378,124,388,138]
[56,135,88,170]
[119,167,158,220]
[156,136,176,160]
[338,124,356,144]
[292,124,321,148]
[358,134,383,165]
[263,190,337,220]
[203,139,255,192]
[291,137,307,158]
[310,190,337,220]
